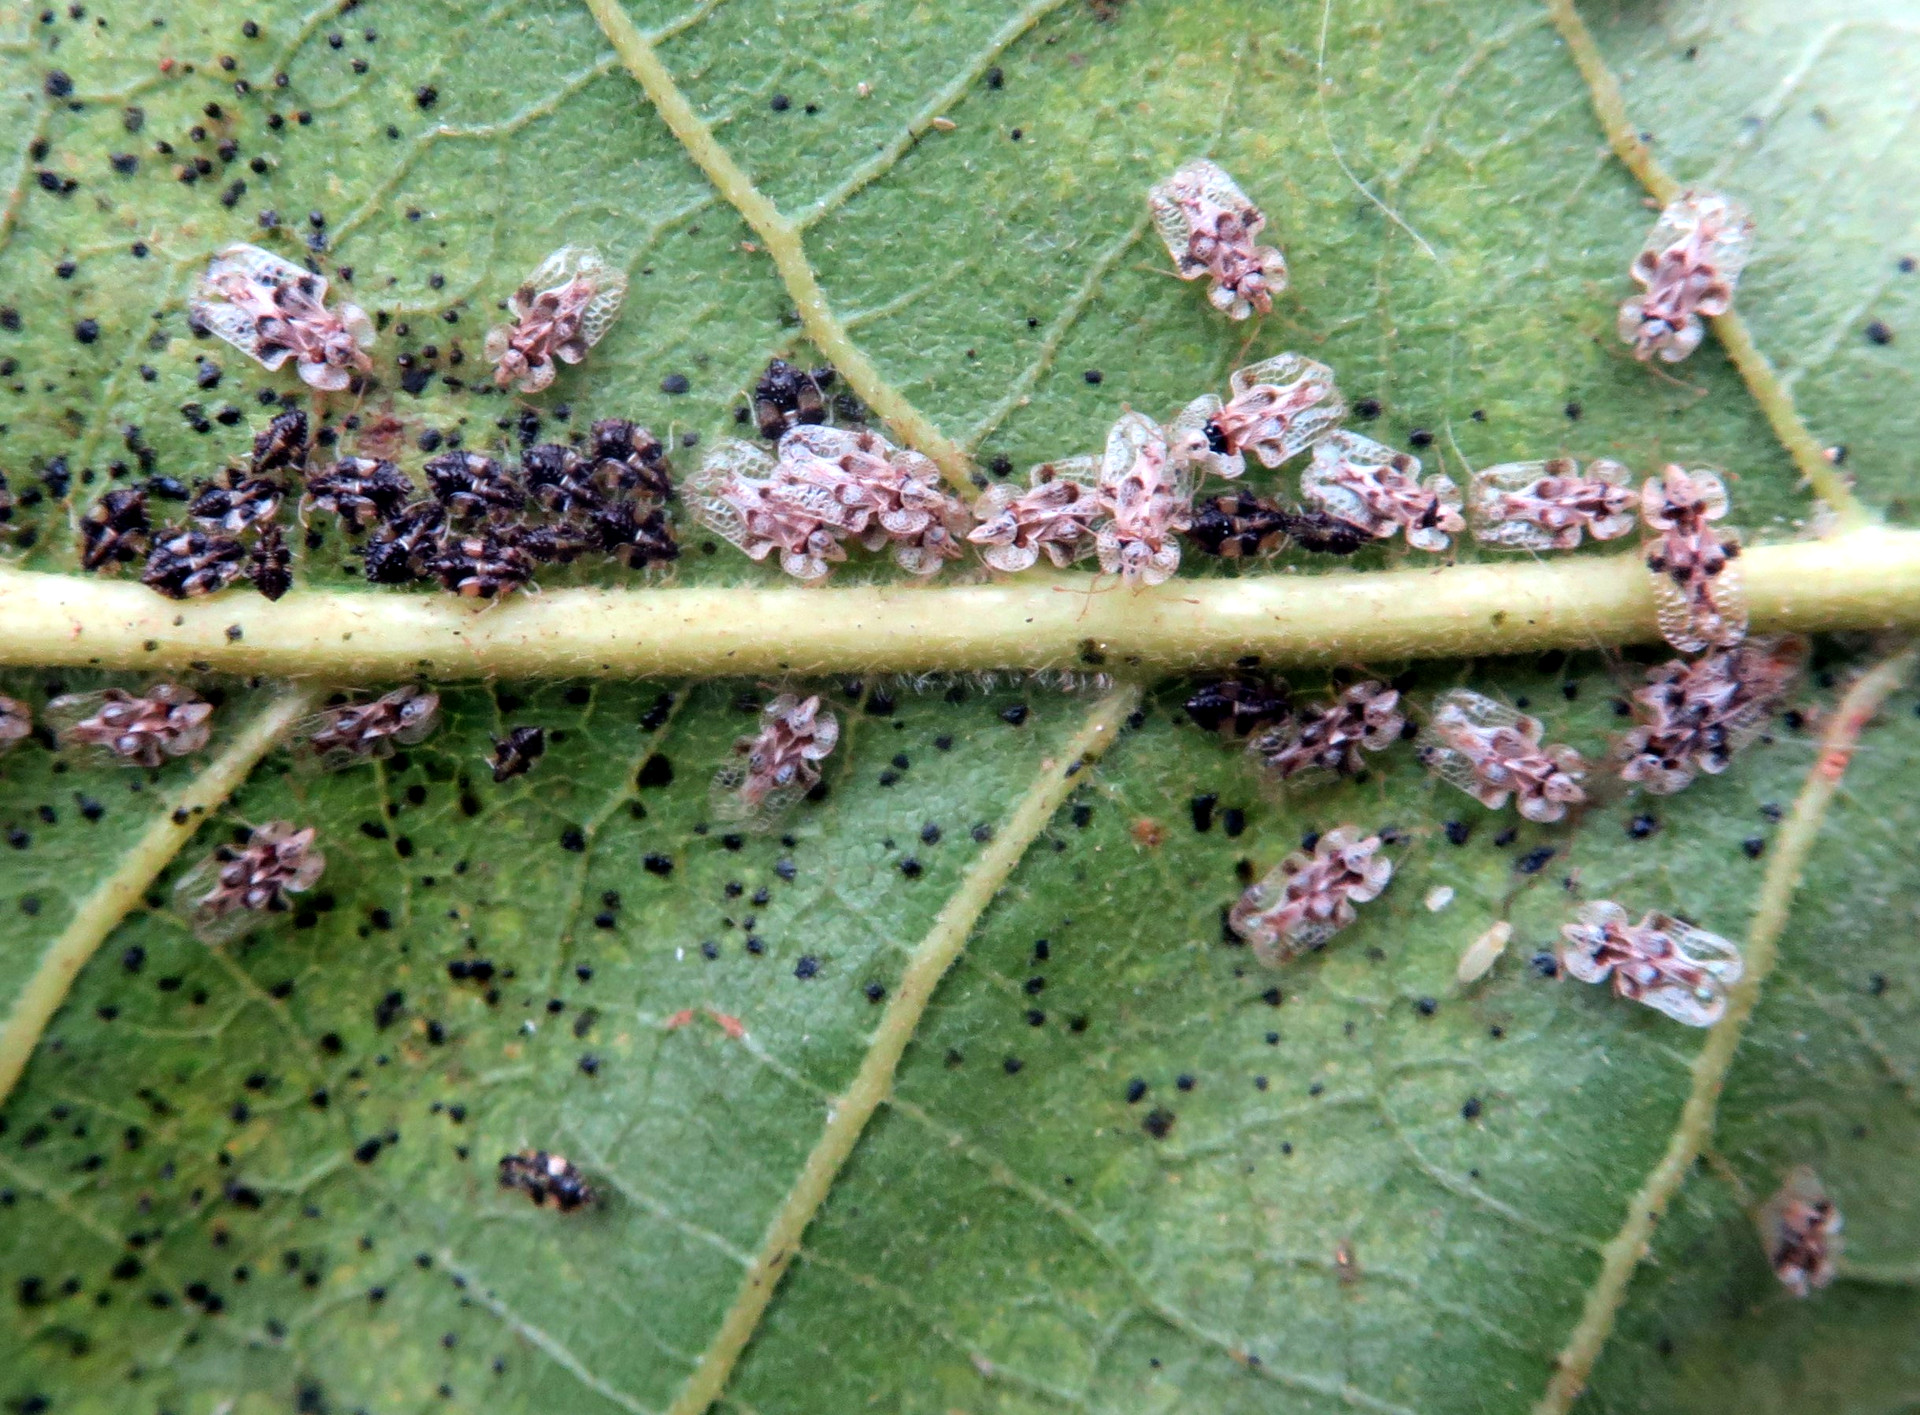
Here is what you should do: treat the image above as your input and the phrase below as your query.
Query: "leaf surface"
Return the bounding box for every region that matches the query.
[0,1,1915,1412]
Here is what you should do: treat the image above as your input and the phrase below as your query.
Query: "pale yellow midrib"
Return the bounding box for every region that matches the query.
[3,527,1918,680]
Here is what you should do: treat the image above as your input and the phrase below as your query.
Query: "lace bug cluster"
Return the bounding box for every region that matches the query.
[308,418,678,599]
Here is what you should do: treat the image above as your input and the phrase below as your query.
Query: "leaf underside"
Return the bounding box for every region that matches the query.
[0,1,1916,1413]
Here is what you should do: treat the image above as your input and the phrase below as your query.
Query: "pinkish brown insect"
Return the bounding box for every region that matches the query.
[1419,688,1587,823]
[690,441,864,582]
[1169,353,1344,479]
[715,693,839,828]
[780,425,971,577]
[1149,159,1289,320]
[1758,1166,1841,1298]
[1641,464,1747,651]
[1094,412,1192,587]
[298,685,441,768]
[0,696,30,753]
[48,683,212,766]
[1618,192,1753,363]
[1559,899,1742,1027]
[1227,825,1393,965]
[174,820,326,944]
[192,243,374,391]
[1302,431,1463,552]
[485,246,629,394]
[1469,457,1637,551]
[1616,636,1804,793]
[968,459,1101,573]
[1249,680,1404,782]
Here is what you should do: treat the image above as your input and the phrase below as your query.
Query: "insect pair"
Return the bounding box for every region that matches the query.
[1469,459,1747,654]
[197,242,632,398]
[691,427,970,581]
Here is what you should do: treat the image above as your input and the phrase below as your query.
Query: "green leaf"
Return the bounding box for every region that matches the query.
[0,0,1915,1412]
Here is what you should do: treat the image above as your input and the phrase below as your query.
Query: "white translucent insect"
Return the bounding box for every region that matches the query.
[1469,457,1638,551]
[968,459,1101,572]
[1226,825,1393,966]
[688,441,862,582]
[485,245,629,394]
[295,685,441,769]
[1419,688,1587,823]
[1616,636,1804,794]
[1641,464,1747,652]
[191,243,374,391]
[1093,411,1192,587]
[1457,920,1512,985]
[1302,431,1464,552]
[779,425,970,577]
[1168,352,1345,479]
[713,693,840,829]
[1248,680,1404,783]
[1148,158,1289,320]
[1758,1166,1841,1298]
[0,696,30,753]
[1559,899,1743,1027]
[174,821,326,945]
[1424,885,1455,913]
[47,683,213,767]
[1619,192,1753,363]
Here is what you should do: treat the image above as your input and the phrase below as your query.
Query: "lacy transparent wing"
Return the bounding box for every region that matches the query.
[191,299,293,370]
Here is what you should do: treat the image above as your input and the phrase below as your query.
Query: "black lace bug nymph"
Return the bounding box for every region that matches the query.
[424,450,524,519]
[1185,673,1291,738]
[80,488,151,570]
[304,456,412,529]
[752,358,835,441]
[1280,508,1370,556]
[249,408,310,474]
[1190,491,1288,559]
[428,530,534,599]
[362,500,446,584]
[521,442,599,516]
[188,466,282,534]
[489,725,546,782]
[498,1149,594,1211]
[142,527,246,598]
[249,523,292,600]
[588,418,673,502]
[587,501,678,569]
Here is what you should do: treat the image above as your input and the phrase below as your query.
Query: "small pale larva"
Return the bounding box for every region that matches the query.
[1456,920,1511,985]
